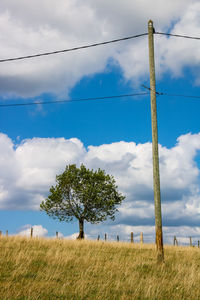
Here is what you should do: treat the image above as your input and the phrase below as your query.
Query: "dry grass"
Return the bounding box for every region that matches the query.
[0,236,200,299]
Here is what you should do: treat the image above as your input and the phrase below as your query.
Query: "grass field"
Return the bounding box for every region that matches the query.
[0,236,200,300]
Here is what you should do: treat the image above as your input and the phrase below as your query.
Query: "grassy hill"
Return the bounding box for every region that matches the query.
[0,236,200,299]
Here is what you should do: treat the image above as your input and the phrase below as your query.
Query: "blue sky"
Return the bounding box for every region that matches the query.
[0,0,200,244]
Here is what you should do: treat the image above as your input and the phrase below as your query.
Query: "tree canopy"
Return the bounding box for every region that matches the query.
[40,164,125,239]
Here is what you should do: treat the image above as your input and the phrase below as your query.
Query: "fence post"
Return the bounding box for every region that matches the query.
[190,237,192,247]
[30,227,33,238]
[140,232,143,244]
[56,231,58,238]
[131,232,134,243]
[173,236,176,246]
[173,236,178,246]
[6,230,8,237]
[97,235,100,241]
[117,235,119,242]
[105,233,107,242]
[198,241,199,248]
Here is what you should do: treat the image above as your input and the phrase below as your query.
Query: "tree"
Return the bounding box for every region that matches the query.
[40,164,125,239]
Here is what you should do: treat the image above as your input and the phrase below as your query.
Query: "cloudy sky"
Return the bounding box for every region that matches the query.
[0,0,200,244]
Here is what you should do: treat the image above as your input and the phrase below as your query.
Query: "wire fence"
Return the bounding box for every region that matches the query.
[1,229,199,247]
[88,234,200,247]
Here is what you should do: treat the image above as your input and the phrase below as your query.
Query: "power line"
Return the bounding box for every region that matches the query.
[0,33,148,63]
[0,31,200,64]
[158,92,200,99]
[1,89,200,108]
[142,85,200,100]
[155,32,200,40]
[0,92,149,108]
[1,31,199,64]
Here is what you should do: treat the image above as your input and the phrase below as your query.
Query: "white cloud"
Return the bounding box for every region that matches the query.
[17,224,48,237]
[0,0,199,97]
[15,137,85,191]
[0,132,200,230]
[64,232,88,240]
[0,134,85,210]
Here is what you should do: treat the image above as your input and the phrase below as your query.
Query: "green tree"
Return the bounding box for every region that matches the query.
[40,164,125,239]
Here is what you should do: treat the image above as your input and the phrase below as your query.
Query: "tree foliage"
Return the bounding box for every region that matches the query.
[40,164,125,238]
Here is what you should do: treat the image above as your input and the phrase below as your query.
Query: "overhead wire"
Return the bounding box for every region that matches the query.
[0,31,199,63]
[0,33,148,63]
[1,90,200,108]
[158,92,200,99]
[0,30,200,108]
[142,85,200,100]
[0,92,149,108]
[155,32,200,40]
[141,84,200,99]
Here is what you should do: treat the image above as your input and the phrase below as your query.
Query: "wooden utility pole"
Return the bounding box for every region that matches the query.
[148,20,164,263]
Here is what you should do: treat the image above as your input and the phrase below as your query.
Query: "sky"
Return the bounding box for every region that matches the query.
[0,0,200,244]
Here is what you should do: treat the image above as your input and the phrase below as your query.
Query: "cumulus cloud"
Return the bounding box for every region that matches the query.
[17,224,48,237]
[64,232,89,240]
[0,0,199,97]
[0,134,85,209]
[0,132,200,231]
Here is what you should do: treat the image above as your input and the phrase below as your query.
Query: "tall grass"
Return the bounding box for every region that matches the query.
[0,236,200,299]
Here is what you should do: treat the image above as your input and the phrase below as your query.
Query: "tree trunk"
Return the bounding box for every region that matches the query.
[77,219,84,239]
